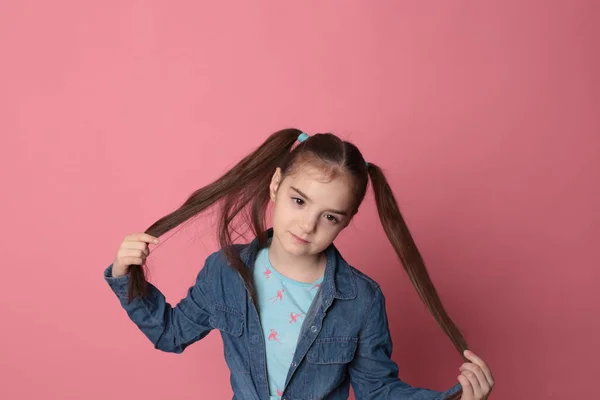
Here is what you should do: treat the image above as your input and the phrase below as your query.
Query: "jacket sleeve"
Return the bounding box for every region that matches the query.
[348,287,462,399]
[103,252,217,353]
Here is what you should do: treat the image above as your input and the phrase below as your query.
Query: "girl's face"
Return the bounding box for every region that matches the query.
[269,164,355,257]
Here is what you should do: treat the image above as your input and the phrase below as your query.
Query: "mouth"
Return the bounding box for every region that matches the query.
[291,232,310,244]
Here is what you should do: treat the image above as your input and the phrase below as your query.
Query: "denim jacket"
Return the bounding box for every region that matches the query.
[104,228,462,399]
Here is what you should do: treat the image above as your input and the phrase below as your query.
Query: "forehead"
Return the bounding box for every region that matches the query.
[283,165,355,210]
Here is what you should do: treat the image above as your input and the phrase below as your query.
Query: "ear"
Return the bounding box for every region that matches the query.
[269,167,282,202]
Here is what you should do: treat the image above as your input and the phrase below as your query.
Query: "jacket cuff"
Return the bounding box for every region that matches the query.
[104,264,130,299]
[439,382,462,399]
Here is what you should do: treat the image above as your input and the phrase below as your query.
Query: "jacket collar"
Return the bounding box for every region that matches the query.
[239,227,357,300]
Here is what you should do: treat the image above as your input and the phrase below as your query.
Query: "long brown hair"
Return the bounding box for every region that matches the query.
[127,128,466,399]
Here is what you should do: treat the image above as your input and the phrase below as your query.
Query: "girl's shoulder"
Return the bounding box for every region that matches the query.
[347,264,381,290]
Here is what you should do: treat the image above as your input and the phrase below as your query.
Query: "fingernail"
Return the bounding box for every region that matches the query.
[154,239,159,244]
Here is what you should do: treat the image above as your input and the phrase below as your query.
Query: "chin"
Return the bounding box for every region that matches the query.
[286,240,312,254]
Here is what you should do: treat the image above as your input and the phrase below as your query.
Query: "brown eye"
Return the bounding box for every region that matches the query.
[326,214,339,223]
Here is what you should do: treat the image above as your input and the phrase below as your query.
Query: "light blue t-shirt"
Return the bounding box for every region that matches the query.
[253,241,324,399]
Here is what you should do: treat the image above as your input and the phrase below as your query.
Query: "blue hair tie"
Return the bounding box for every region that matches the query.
[365,161,369,167]
[297,132,309,142]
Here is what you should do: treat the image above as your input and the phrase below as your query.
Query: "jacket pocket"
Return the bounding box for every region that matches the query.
[210,303,249,374]
[307,337,358,364]
[209,303,244,336]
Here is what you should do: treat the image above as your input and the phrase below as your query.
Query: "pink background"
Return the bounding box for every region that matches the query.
[1,1,598,399]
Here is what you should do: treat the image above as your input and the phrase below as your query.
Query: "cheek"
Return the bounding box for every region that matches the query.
[315,224,342,242]
[272,200,293,224]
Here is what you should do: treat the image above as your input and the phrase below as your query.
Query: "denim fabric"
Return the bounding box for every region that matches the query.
[104,228,462,399]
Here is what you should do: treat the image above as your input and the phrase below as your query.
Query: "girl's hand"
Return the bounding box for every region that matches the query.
[458,350,494,399]
[111,233,159,277]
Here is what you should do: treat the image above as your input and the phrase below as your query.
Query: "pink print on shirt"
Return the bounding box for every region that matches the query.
[269,289,285,303]
[289,312,304,324]
[264,266,272,279]
[276,389,283,396]
[267,329,282,344]
[310,284,321,292]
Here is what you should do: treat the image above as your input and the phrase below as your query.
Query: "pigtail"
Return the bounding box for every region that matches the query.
[367,163,467,400]
[127,128,303,303]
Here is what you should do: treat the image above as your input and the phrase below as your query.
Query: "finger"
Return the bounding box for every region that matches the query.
[126,233,160,244]
[123,241,151,255]
[457,374,474,399]
[461,370,483,399]
[460,363,490,396]
[464,350,494,386]
[122,256,144,266]
[122,249,147,261]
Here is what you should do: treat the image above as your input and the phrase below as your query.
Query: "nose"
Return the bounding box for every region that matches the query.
[299,214,318,234]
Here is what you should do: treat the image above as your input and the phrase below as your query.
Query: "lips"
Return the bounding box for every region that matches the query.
[291,232,309,243]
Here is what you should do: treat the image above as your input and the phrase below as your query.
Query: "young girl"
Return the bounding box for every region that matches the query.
[104,129,494,399]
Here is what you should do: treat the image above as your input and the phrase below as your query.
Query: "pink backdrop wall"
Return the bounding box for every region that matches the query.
[1,1,598,399]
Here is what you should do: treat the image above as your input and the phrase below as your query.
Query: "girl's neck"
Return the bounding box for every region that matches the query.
[266,236,326,284]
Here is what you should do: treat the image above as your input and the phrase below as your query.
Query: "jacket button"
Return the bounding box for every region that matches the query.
[310,325,317,332]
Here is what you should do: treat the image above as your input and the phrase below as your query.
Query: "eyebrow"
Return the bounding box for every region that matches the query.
[290,186,349,216]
